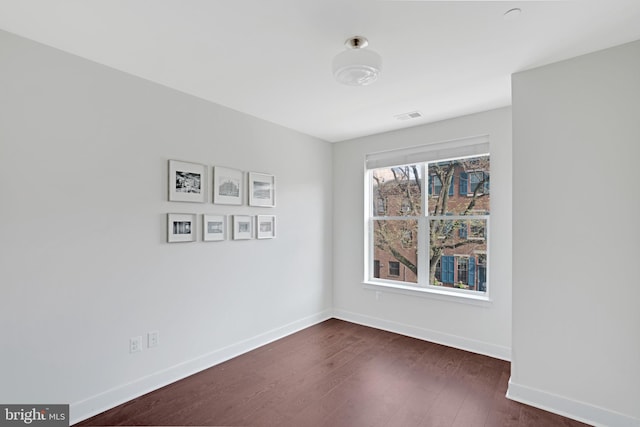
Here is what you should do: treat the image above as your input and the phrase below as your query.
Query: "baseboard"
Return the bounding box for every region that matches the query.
[506,378,639,427]
[332,309,511,361]
[70,309,333,425]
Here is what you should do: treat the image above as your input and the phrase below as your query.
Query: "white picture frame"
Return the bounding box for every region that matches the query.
[168,160,207,203]
[256,215,276,239]
[167,213,197,243]
[213,166,243,205]
[203,214,226,241]
[232,215,253,240]
[249,172,276,207]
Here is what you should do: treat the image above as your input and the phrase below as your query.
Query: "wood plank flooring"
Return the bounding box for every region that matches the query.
[76,319,590,426]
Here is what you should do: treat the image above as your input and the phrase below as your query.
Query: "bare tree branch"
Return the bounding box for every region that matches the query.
[389,247,417,275]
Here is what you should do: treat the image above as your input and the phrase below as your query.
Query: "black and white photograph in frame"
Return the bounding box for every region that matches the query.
[203,214,226,241]
[256,215,276,239]
[248,172,276,207]
[232,215,253,240]
[213,166,243,205]
[167,213,197,243]
[168,160,207,203]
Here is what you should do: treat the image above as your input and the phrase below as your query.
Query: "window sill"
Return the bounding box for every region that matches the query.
[362,280,492,306]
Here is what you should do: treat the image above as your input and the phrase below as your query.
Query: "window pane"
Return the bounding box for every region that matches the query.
[372,165,422,216]
[429,218,487,292]
[427,155,490,216]
[372,219,418,283]
[389,261,400,276]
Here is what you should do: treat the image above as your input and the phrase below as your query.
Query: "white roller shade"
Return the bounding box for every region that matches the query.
[365,135,490,169]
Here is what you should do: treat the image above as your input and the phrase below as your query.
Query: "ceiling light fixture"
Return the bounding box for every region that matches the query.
[332,36,382,86]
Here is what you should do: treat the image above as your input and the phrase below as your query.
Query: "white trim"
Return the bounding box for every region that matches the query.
[70,310,333,425]
[333,308,510,361]
[506,378,639,427]
[362,281,492,306]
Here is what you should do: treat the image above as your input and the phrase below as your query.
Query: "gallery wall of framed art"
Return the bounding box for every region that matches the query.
[166,160,276,243]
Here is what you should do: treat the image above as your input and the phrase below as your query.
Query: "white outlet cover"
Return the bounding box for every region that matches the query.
[130,336,142,353]
[148,331,159,348]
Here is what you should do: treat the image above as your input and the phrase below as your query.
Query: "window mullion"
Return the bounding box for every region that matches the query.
[418,163,428,287]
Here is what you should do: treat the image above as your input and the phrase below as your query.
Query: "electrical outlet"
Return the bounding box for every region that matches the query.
[148,331,159,348]
[130,336,142,353]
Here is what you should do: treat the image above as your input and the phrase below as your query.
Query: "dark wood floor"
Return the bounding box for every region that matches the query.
[77,319,589,426]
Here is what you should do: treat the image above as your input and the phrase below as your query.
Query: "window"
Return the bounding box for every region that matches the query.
[429,173,454,197]
[469,219,486,240]
[457,257,468,284]
[400,198,412,214]
[389,261,400,276]
[401,228,413,247]
[366,136,490,297]
[458,215,487,240]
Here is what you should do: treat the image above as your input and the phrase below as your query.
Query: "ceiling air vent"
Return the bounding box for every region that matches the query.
[394,111,423,121]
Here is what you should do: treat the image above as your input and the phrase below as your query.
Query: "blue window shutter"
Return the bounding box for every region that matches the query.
[479,266,486,292]
[428,175,433,196]
[459,172,468,195]
[484,172,490,193]
[442,256,454,283]
[468,257,475,287]
[448,178,454,196]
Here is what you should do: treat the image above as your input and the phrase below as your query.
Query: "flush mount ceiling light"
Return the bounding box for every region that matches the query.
[332,36,382,86]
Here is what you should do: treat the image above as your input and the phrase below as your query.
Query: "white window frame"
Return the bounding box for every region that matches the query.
[363,135,491,303]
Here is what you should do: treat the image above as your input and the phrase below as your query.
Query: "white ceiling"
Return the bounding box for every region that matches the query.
[1,1,639,142]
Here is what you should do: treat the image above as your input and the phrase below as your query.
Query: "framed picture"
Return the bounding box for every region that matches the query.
[249,172,276,207]
[232,215,253,240]
[167,213,197,243]
[213,166,243,205]
[168,160,207,203]
[203,214,226,241]
[256,215,276,239]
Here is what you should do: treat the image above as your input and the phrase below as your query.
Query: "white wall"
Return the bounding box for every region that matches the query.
[510,40,640,426]
[332,107,512,360]
[0,30,333,424]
